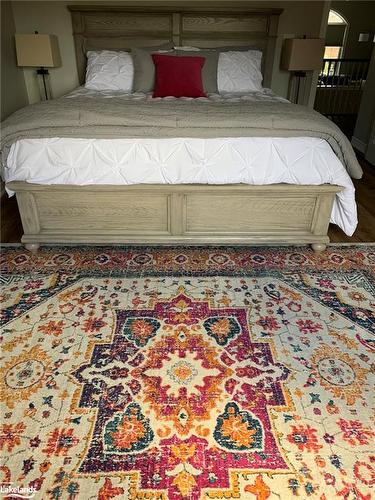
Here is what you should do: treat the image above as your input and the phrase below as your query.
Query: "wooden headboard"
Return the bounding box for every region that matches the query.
[68,3,282,88]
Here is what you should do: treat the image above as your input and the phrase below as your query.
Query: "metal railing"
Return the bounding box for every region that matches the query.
[315,58,370,116]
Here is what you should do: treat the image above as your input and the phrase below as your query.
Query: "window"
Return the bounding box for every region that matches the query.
[328,10,347,25]
[324,46,342,59]
[324,10,348,61]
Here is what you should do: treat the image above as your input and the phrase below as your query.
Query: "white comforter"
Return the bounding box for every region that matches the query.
[4,89,357,236]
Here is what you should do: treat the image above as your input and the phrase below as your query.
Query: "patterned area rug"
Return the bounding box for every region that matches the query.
[0,246,374,500]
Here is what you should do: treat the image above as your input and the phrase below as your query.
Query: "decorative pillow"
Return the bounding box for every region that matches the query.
[132,43,174,92]
[175,50,219,93]
[85,50,133,91]
[152,54,206,98]
[218,50,263,93]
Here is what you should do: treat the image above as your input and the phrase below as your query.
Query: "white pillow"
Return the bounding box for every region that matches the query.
[85,50,134,91]
[218,50,263,93]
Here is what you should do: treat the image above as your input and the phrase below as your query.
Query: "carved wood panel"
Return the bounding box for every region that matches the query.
[68,5,281,87]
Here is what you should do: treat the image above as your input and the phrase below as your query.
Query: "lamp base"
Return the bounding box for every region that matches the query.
[293,71,307,104]
[36,67,51,100]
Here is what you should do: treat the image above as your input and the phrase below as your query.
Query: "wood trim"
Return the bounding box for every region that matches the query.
[7,182,340,250]
[68,5,283,15]
[7,183,340,194]
[170,192,184,235]
[16,191,40,235]
[311,194,335,236]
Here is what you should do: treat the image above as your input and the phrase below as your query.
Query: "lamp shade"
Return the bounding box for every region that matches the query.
[281,38,325,71]
[15,34,61,67]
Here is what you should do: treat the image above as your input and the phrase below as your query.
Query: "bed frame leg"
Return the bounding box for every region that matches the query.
[311,243,327,253]
[25,243,40,254]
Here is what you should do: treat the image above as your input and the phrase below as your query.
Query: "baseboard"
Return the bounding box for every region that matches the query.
[351,136,367,153]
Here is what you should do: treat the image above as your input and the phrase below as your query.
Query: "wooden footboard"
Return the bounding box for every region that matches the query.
[6,182,341,252]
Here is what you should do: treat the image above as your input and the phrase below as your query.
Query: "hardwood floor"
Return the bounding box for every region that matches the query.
[1,155,374,244]
[328,155,375,242]
[1,192,22,243]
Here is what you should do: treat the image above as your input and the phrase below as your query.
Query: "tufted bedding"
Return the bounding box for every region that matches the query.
[1,89,362,235]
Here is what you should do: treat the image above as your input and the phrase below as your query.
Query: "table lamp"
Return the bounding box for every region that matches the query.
[15,32,61,100]
[281,38,325,103]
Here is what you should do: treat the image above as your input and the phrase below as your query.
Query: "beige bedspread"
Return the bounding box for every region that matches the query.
[1,95,363,179]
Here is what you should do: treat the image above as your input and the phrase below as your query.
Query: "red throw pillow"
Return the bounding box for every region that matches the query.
[152,54,206,98]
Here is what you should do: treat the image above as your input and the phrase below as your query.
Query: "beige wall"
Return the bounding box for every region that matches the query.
[10,0,328,105]
[330,2,375,159]
[352,46,375,157]
[364,114,375,165]
[265,0,328,103]
[1,1,28,120]
[11,1,79,103]
[331,1,375,60]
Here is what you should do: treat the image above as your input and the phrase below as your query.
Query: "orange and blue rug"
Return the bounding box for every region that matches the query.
[0,246,374,499]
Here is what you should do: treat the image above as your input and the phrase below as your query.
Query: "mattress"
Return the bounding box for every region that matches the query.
[4,89,357,236]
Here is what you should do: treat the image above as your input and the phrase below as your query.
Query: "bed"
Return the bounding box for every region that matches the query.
[2,4,363,253]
